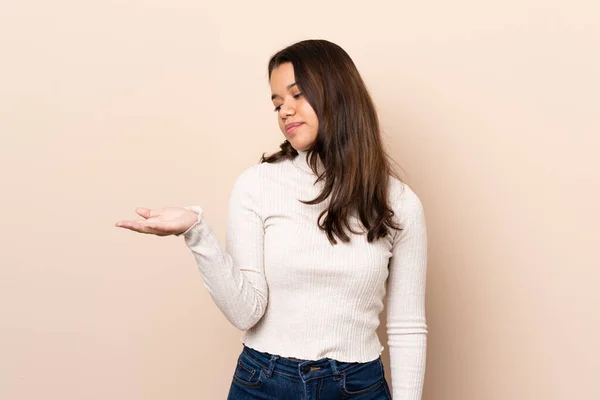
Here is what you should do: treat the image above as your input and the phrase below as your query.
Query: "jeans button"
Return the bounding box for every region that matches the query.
[301,365,311,374]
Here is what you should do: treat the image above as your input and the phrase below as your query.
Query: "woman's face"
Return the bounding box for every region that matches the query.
[270,62,318,151]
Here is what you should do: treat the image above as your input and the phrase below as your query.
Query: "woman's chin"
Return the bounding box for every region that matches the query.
[287,137,314,152]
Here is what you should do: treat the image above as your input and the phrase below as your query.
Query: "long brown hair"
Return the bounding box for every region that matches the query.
[260,39,403,245]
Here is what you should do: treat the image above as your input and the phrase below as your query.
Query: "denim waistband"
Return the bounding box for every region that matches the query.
[241,345,377,380]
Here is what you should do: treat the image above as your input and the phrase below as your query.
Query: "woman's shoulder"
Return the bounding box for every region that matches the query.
[232,159,289,190]
[387,176,425,216]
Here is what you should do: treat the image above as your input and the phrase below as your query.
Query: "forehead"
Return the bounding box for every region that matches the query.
[270,63,296,89]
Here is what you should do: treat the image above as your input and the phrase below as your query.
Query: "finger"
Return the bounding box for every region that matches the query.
[116,224,151,234]
[115,219,170,235]
[136,207,165,219]
[135,208,151,219]
[115,220,158,234]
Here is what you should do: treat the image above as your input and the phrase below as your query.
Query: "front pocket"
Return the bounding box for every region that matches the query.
[232,357,264,388]
[340,359,385,397]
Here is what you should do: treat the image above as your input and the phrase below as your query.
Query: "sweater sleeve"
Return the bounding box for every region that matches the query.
[386,184,428,399]
[178,169,268,331]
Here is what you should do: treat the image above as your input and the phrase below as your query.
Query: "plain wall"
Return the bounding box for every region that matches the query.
[1,1,598,399]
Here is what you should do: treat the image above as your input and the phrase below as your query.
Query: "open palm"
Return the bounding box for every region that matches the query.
[115,207,198,236]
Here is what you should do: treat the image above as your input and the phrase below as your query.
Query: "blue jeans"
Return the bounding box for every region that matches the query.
[227,345,392,399]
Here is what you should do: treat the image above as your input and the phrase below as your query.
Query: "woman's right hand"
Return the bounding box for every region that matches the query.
[115,207,199,236]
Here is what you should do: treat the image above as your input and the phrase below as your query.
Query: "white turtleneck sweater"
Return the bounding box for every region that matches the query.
[179,149,428,399]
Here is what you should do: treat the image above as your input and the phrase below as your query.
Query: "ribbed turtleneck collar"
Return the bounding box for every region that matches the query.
[292,149,325,176]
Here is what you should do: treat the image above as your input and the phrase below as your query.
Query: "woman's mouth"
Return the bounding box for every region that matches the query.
[286,122,304,133]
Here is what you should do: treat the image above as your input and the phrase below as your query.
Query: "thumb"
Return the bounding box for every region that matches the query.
[136,207,151,219]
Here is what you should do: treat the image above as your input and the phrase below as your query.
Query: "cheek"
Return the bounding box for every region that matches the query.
[300,103,318,127]
[308,112,319,133]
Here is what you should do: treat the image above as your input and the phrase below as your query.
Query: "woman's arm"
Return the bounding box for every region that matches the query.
[179,168,267,331]
[386,183,428,399]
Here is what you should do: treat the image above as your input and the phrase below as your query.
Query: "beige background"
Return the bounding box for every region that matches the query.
[1,1,599,399]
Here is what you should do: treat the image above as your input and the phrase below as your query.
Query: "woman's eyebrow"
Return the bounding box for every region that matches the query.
[271,82,298,100]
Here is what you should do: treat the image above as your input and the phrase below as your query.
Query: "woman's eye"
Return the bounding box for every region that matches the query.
[273,93,302,112]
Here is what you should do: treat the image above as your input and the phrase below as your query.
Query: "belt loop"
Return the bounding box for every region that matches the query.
[266,355,279,377]
[329,359,341,378]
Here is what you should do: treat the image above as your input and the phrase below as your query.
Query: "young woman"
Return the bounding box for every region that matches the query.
[116,39,428,399]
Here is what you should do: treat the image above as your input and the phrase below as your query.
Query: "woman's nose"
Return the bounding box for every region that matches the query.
[279,103,296,119]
